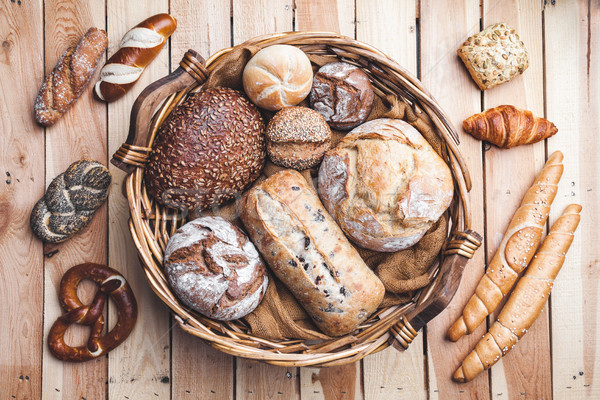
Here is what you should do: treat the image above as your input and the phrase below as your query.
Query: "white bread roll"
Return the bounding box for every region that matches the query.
[318,118,454,252]
[242,45,313,111]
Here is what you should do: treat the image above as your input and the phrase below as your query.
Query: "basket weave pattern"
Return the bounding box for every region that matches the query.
[119,32,479,367]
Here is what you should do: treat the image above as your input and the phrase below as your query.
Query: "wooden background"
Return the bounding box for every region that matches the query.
[0,0,598,399]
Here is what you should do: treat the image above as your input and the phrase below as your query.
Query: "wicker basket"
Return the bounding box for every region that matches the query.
[112,32,482,367]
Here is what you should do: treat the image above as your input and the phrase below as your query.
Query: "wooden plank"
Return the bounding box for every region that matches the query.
[231,2,298,398]
[169,1,235,399]
[295,0,355,36]
[481,1,548,399]
[545,0,600,398]
[295,2,362,399]
[419,1,489,398]
[0,1,45,399]
[354,1,425,399]
[105,1,171,398]
[40,0,108,399]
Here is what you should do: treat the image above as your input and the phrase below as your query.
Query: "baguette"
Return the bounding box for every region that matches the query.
[447,151,564,341]
[34,28,108,126]
[94,14,176,102]
[453,204,582,382]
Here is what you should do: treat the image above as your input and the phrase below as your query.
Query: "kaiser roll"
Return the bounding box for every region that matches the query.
[318,118,453,252]
[242,45,313,111]
[164,216,268,321]
[145,87,266,213]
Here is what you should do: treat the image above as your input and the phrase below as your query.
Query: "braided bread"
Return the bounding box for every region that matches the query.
[30,160,111,243]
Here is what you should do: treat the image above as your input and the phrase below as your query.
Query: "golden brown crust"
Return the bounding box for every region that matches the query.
[318,118,453,252]
[447,151,564,342]
[34,28,108,126]
[462,105,558,148]
[453,204,581,383]
[239,170,385,337]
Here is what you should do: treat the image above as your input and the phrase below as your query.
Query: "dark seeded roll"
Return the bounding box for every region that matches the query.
[266,106,332,170]
[145,87,266,212]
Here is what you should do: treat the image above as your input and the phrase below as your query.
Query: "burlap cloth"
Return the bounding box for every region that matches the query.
[193,46,449,340]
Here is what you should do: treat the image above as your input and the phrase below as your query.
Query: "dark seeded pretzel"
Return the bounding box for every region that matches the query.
[48,263,137,362]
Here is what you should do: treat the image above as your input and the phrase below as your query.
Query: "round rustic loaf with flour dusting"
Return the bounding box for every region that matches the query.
[318,118,453,252]
[164,216,269,321]
[310,62,374,130]
[145,87,266,213]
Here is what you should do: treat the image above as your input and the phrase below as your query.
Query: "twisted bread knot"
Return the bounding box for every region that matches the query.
[30,159,111,243]
[48,263,137,362]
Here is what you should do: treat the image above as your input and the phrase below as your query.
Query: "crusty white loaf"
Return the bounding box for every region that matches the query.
[242,45,313,111]
[318,118,454,252]
[164,216,268,321]
[239,170,385,337]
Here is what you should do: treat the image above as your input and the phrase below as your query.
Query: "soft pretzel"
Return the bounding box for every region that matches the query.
[30,159,111,243]
[48,263,137,362]
[447,151,563,341]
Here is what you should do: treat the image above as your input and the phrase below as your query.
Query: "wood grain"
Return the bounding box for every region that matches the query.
[354,1,424,398]
[105,1,171,398]
[0,0,44,399]
[481,1,549,399]
[545,0,600,398]
[169,1,235,399]
[295,2,362,399]
[41,1,108,399]
[419,0,490,398]
[231,2,299,398]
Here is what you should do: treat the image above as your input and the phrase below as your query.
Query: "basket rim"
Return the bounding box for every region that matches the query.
[123,31,475,367]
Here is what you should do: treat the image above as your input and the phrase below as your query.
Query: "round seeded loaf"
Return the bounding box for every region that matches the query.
[266,106,332,170]
[164,216,269,321]
[318,118,454,252]
[145,87,266,213]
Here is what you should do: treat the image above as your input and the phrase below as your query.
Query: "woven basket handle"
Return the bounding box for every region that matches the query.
[111,50,209,174]
[389,229,482,350]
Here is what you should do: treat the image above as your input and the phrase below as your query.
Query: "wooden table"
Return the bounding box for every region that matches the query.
[1,0,598,399]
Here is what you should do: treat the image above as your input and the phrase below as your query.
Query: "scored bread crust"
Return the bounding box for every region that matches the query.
[238,169,385,337]
[318,118,454,252]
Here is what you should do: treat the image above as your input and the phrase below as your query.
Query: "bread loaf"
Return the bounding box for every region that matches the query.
[94,14,177,102]
[266,106,331,170]
[34,28,108,126]
[30,159,111,243]
[310,62,374,130]
[164,216,268,321]
[242,45,313,111]
[145,87,266,213]
[447,151,564,341]
[239,169,385,337]
[318,118,453,252]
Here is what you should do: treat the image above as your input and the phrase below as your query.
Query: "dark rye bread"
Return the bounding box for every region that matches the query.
[238,169,385,336]
[30,159,111,243]
[310,62,374,131]
[163,216,268,321]
[266,106,331,170]
[145,87,266,212]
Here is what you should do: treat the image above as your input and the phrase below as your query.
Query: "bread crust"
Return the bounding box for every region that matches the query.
[318,118,453,252]
[239,170,385,337]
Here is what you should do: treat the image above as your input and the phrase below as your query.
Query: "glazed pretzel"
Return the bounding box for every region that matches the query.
[48,263,137,362]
